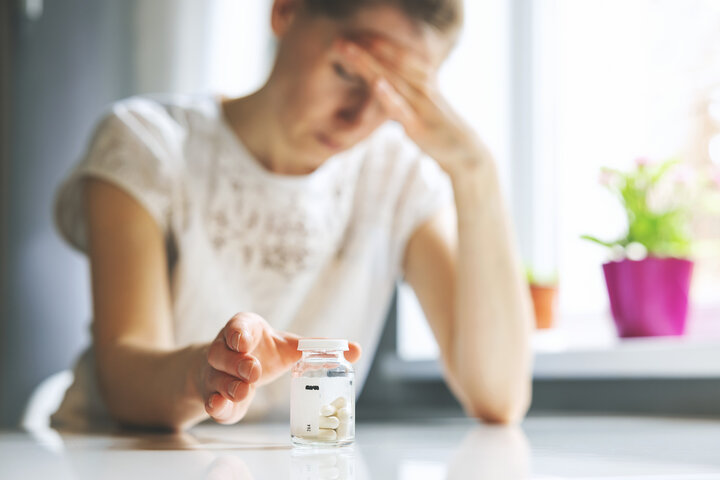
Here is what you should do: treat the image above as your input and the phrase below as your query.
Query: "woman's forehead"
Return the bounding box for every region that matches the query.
[334,6,448,65]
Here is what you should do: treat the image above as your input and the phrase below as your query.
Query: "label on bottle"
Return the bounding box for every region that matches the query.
[290,376,353,438]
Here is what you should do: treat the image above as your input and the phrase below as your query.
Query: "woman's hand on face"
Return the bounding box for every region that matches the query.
[198,312,362,424]
[335,36,491,177]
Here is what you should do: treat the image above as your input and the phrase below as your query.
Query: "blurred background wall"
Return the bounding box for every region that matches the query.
[0,0,9,428]
[2,0,135,428]
[0,0,276,428]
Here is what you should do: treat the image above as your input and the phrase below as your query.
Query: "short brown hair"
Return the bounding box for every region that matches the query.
[303,0,463,34]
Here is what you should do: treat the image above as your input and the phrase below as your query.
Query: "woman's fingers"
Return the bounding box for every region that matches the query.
[374,79,418,130]
[203,365,253,422]
[203,368,256,424]
[206,389,255,425]
[272,330,302,363]
[205,366,252,403]
[345,43,419,102]
[345,341,362,363]
[364,35,434,87]
[336,39,417,128]
[222,312,266,354]
[205,392,231,420]
[273,332,361,364]
[207,337,262,383]
[337,39,442,132]
[342,32,433,89]
[337,39,427,109]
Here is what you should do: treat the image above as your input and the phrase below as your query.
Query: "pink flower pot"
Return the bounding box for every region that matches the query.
[602,257,693,338]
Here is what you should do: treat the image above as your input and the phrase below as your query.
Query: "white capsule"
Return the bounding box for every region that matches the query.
[317,428,337,441]
[330,396,347,409]
[336,421,350,440]
[336,407,351,421]
[319,404,336,417]
[319,415,340,429]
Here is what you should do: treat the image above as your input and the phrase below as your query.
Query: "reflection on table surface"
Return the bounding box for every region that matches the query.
[1,415,720,479]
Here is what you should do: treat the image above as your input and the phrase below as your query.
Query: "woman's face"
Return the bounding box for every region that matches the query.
[268,2,452,165]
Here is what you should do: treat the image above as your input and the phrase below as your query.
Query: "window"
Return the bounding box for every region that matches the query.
[397,0,720,372]
[549,0,720,322]
[133,0,275,96]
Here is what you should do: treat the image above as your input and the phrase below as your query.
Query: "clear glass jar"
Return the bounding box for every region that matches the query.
[290,338,355,447]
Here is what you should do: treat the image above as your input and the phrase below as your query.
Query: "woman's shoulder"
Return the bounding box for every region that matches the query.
[83,94,228,169]
[99,93,219,138]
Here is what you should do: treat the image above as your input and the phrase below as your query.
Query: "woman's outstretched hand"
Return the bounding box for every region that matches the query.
[195,312,361,424]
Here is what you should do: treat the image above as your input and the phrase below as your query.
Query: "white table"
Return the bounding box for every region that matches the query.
[1,415,719,479]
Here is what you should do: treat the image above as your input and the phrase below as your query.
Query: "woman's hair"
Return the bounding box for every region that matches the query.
[302,0,463,34]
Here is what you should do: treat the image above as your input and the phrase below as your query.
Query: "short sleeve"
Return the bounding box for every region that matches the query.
[385,125,455,268]
[54,98,182,253]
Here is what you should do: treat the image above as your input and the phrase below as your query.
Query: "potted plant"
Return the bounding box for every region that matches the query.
[526,269,558,330]
[582,157,696,338]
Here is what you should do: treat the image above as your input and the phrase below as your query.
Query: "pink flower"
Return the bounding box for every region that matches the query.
[635,156,652,168]
[673,164,695,186]
[599,168,617,186]
[712,167,720,189]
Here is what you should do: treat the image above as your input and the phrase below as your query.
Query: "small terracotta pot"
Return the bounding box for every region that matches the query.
[530,284,558,329]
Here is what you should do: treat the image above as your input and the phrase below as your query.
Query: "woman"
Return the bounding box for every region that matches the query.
[51,0,533,431]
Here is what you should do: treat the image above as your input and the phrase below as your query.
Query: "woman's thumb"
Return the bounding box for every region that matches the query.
[345,341,362,363]
[275,331,302,364]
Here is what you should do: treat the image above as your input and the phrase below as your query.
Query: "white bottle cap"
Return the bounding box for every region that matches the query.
[297,338,349,352]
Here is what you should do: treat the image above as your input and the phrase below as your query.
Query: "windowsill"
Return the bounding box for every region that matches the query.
[386,307,720,381]
[532,333,720,379]
[532,305,720,379]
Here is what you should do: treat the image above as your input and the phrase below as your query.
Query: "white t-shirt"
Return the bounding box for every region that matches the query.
[50,94,454,430]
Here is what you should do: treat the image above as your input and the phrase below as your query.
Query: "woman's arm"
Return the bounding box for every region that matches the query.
[84,179,361,430]
[450,158,533,424]
[84,178,211,430]
[335,37,534,424]
[403,158,534,425]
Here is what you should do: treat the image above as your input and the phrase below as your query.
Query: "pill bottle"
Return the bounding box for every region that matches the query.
[290,338,355,447]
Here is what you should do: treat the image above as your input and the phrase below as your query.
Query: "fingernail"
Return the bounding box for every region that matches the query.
[231,332,240,352]
[238,361,254,381]
[229,381,241,399]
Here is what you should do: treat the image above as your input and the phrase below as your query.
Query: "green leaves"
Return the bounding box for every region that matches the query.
[526,266,559,286]
[580,234,622,248]
[582,157,693,258]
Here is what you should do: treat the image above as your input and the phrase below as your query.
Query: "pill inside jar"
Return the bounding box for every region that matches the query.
[290,338,355,447]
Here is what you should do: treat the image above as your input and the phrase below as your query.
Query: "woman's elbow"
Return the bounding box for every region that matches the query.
[472,407,526,425]
[468,401,528,425]
[466,387,533,425]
